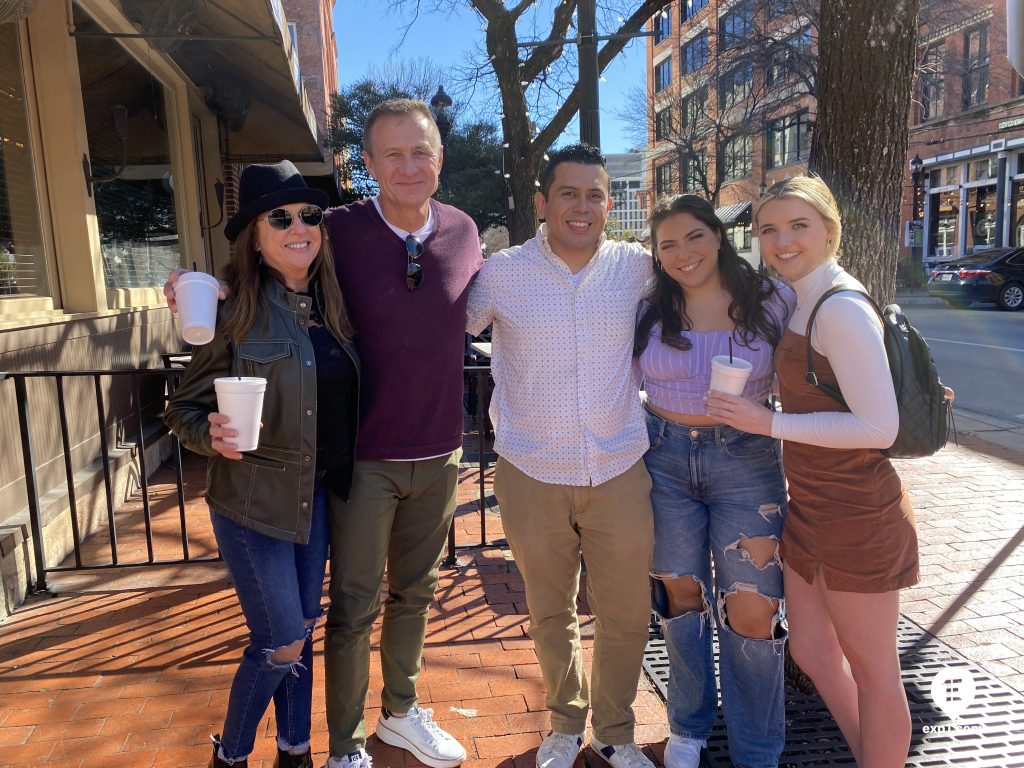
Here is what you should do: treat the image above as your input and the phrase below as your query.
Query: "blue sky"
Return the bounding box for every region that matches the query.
[334,1,647,154]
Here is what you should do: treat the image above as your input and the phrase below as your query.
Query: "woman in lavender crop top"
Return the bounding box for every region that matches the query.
[633,195,795,768]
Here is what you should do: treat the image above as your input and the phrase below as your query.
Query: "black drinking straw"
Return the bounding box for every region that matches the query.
[192,261,197,271]
[729,337,734,364]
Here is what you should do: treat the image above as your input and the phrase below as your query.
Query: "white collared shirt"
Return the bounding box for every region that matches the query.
[467,226,654,486]
[371,196,434,239]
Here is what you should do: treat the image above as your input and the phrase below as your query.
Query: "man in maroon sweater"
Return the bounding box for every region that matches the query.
[321,101,481,768]
[165,100,481,768]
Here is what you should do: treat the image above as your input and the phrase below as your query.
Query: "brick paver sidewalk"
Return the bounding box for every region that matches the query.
[0,457,666,768]
[0,428,1021,767]
[896,433,1024,692]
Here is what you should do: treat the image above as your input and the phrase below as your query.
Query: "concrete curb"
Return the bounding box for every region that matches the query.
[894,291,948,307]
[947,405,1024,457]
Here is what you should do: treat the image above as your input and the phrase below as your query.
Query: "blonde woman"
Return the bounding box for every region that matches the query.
[706,175,920,767]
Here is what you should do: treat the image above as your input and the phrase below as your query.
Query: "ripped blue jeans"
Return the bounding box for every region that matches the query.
[643,407,787,768]
[211,479,329,762]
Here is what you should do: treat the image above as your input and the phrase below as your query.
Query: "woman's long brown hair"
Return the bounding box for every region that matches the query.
[634,194,783,357]
[220,222,354,344]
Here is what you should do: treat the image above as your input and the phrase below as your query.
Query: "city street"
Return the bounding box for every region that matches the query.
[907,304,1024,423]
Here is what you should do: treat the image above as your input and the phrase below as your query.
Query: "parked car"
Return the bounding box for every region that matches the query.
[927,248,1024,311]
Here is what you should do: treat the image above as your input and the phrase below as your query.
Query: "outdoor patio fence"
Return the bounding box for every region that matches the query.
[2,364,496,594]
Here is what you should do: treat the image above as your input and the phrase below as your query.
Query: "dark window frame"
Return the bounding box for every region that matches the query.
[681,31,709,75]
[682,149,707,191]
[654,7,672,45]
[719,1,754,51]
[920,46,944,121]
[655,106,674,141]
[680,85,708,131]
[766,0,788,20]
[767,110,811,169]
[655,161,677,196]
[655,57,673,93]
[718,60,753,110]
[719,134,752,183]
[962,25,989,109]
[684,0,709,21]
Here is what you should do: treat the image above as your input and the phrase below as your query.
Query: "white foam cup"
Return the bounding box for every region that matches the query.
[214,377,267,452]
[709,355,754,396]
[175,271,220,345]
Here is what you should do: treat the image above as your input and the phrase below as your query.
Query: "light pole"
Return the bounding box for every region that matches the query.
[910,153,923,267]
[430,85,453,196]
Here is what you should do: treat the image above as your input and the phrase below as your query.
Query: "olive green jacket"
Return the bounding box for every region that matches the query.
[165,279,359,544]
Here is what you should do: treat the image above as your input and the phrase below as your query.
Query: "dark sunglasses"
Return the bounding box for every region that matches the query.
[258,205,324,230]
[406,235,424,290]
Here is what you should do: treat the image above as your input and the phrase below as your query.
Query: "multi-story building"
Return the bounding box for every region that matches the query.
[644,0,817,262]
[284,0,342,198]
[606,149,649,238]
[0,0,339,617]
[905,0,1024,268]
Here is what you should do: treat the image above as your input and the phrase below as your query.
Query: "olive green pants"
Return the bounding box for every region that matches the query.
[324,450,460,756]
[494,458,654,745]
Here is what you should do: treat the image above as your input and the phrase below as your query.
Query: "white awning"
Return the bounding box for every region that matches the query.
[715,201,752,225]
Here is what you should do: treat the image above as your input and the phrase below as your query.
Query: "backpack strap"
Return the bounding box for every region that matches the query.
[804,286,884,408]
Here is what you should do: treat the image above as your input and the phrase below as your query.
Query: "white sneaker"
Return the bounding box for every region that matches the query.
[376,707,467,768]
[662,734,705,768]
[589,737,655,768]
[327,749,373,768]
[536,732,584,768]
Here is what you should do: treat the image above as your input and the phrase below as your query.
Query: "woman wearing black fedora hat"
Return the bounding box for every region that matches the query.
[166,160,360,768]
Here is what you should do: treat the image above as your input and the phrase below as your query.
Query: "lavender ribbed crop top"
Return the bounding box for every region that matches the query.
[638,281,796,415]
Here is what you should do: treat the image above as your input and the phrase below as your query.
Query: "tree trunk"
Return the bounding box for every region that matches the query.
[508,148,542,246]
[809,0,921,305]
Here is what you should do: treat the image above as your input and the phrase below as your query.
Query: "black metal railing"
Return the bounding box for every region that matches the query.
[3,364,498,594]
[445,365,499,566]
[2,367,217,595]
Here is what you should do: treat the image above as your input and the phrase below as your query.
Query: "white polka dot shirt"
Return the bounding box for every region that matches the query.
[467,225,655,486]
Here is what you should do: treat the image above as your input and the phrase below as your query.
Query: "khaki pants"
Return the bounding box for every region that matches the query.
[494,458,654,744]
[324,450,461,756]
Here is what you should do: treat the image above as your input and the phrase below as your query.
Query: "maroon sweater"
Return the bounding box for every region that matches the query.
[325,198,482,460]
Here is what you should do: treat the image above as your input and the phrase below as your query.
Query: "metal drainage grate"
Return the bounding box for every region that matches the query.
[642,616,1024,766]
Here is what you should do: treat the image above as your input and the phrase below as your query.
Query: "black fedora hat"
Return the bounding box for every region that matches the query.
[224,160,330,241]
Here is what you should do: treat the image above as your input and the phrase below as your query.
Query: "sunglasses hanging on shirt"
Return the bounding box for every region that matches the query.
[406,234,424,290]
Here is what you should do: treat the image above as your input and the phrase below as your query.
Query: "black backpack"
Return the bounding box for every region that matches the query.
[805,287,950,458]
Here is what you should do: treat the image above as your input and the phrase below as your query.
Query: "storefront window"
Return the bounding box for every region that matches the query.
[74,7,182,289]
[966,186,996,250]
[1011,180,1024,248]
[0,25,49,299]
[969,157,997,181]
[930,190,958,260]
[727,222,751,251]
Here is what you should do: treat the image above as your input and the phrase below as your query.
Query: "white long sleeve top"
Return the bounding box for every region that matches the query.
[769,260,899,449]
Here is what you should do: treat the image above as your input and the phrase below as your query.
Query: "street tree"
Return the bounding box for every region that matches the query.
[390,0,673,244]
[437,120,507,232]
[809,0,922,303]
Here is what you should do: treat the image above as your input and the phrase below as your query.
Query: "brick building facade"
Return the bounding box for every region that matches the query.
[644,0,816,261]
[283,0,339,141]
[906,0,1024,267]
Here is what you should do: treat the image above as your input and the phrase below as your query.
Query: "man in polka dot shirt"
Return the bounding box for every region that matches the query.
[467,143,656,768]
